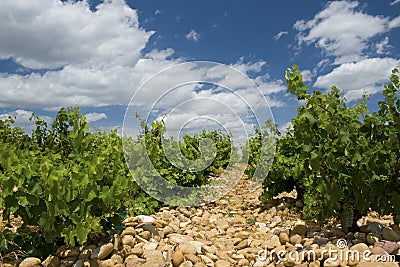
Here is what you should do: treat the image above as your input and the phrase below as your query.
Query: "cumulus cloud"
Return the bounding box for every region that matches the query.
[314,58,400,101]
[300,70,313,82]
[274,31,288,41]
[0,109,52,134]
[0,0,285,143]
[0,0,153,69]
[389,15,400,29]
[278,121,293,134]
[185,29,201,42]
[376,37,392,54]
[84,112,107,123]
[294,1,399,64]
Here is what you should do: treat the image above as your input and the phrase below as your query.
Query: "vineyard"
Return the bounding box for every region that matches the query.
[0,66,399,266]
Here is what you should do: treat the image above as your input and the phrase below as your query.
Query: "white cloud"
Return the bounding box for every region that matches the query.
[314,57,400,101]
[300,70,313,82]
[0,109,52,134]
[278,121,293,134]
[390,0,400,5]
[186,29,201,42]
[274,31,288,41]
[0,0,153,69]
[294,1,399,64]
[376,37,391,54]
[155,9,161,15]
[84,112,107,123]
[389,15,400,29]
[0,0,284,144]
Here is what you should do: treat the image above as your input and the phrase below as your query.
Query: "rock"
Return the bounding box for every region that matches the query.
[382,241,400,254]
[382,227,400,242]
[173,250,185,267]
[141,223,159,237]
[60,257,77,267]
[180,261,194,267]
[130,246,144,256]
[188,241,204,254]
[265,235,281,249]
[139,230,151,240]
[314,237,329,246]
[354,232,367,242]
[79,246,94,261]
[169,234,194,245]
[56,246,80,258]
[302,238,313,248]
[180,243,198,255]
[350,243,369,254]
[121,226,136,236]
[125,257,146,267]
[121,235,135,247]
[154,219,169,228]
[366,233,380,245]
[198,255,214,266]
[201,245,217,255]
[19,257,42,267]
[185,254,201,264]
[309,261,320,267]
[279,232,290,244]
[323,259,339,267]
[143,249,165,267]
[161,225,173,237]
[136,215,155,224]
[97,243,113,260]
[214,260,231,267]
[42,255,61,267]
[370,247,387,255]
[364,222,383,234]
[352,238,366,244]
[178,207,191,217]
[235,231,250,239]
[99,254,123,267]
[253,260,267,267]
[292,222,307,236]
[72,259,84,267]
[143,242,158,251]
[255,222,269,232]
[289,234,302,245]
[216,219,229,231]
[236,239,248,249]
[330,227,346,238]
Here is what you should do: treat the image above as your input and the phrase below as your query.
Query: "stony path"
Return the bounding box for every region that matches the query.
[11,168,400,267]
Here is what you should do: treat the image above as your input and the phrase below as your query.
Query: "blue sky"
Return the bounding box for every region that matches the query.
[0,0,399,140]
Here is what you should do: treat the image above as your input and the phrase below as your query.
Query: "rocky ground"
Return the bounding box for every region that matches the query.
[2,167,400,267]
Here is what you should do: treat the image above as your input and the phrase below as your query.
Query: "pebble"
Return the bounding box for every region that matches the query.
[42,255,61,267]
[279,232,290,244]
[180,243,198,255]
[173,249,185,267]
[292,222,308,236]
[8,170,400,267]
[366,232,380,245]
[382,227,400,242]
[96,243,113,260]
[214,260,231,267]
[350,243,370,254]
[19,257,42,267]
